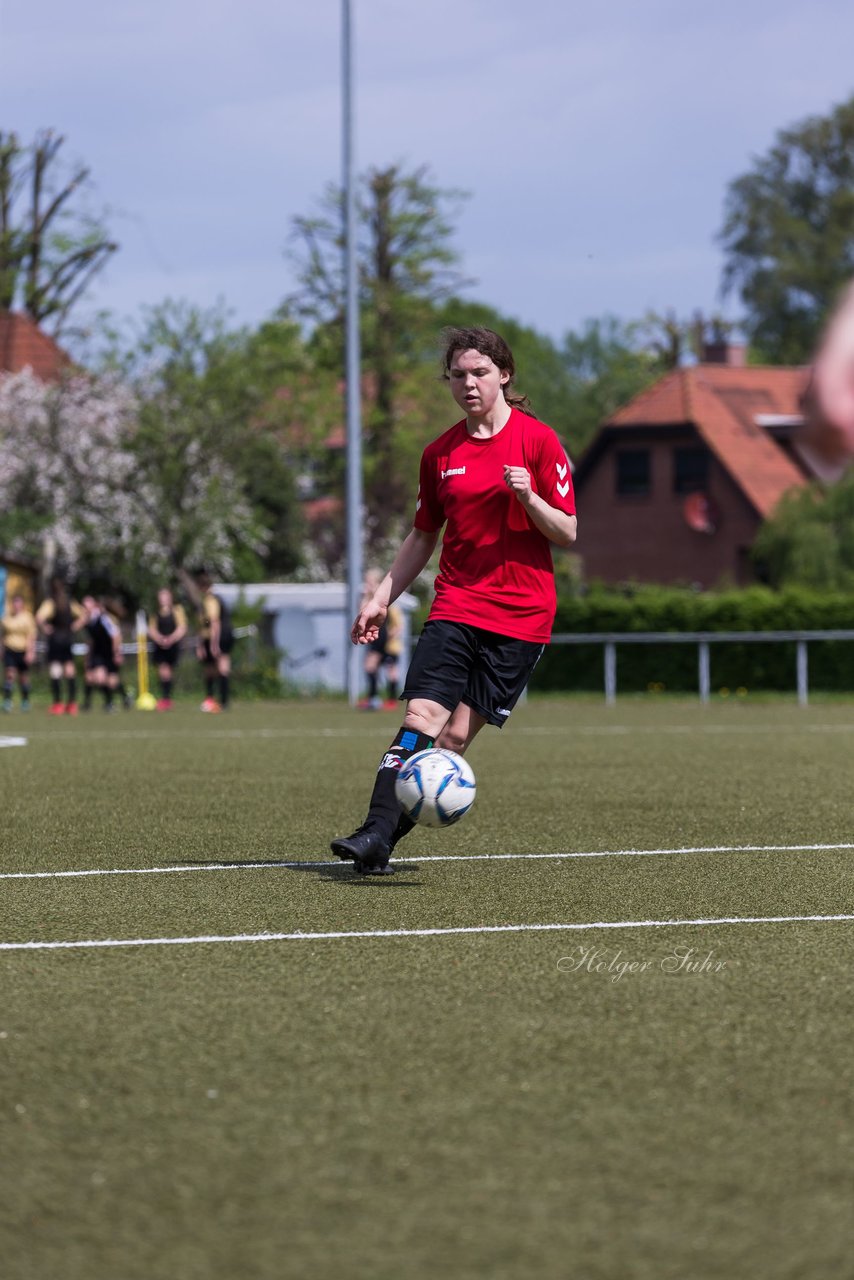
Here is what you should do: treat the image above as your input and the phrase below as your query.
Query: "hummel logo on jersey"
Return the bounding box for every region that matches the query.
[441,466,466,479]
[556,459,570,498]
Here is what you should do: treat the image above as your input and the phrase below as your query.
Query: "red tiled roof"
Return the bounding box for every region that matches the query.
[0,311,70,381]
[606,364,811,517]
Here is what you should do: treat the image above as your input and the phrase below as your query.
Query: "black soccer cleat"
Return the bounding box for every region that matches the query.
[329,827,392,874]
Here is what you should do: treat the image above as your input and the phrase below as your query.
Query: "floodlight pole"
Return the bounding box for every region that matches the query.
[342,0,363,705]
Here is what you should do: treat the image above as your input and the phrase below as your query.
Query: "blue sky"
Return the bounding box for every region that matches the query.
[3,0,854,342]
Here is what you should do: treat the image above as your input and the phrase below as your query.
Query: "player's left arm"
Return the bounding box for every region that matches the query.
[503,435,577,547]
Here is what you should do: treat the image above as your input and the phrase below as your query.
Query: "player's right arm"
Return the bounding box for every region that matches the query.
[351,527,439,645]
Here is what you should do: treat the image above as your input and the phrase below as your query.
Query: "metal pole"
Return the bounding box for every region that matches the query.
[796,640,808,707]
[698,641,710,705]
[342,0,363,705]
[604,642,617,706]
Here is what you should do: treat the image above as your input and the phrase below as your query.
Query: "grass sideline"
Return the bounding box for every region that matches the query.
[2,696,854,1279]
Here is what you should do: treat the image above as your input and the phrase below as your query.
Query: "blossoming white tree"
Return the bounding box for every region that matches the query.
[0,366,267,597]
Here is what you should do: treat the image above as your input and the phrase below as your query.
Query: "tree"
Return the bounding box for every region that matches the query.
[111,301,306,594]
[753,474,854,590]
[719,96,854,364]
[286,164,470,534]
[0,129,117,334]
[559,316,663,452]
[0,366,139,585]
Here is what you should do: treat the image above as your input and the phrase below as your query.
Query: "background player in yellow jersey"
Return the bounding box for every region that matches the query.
[35,580,88,715]
[195,573,233,712]
[2,594,37,712]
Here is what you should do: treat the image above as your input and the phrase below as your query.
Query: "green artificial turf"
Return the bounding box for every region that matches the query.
[2,696,854,1279]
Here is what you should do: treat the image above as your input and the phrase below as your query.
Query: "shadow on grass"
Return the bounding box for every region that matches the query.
[177,857,422,886]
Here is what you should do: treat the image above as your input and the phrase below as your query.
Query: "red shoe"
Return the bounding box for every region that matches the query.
[156,698,174,711]
[65,703,79,717]
[382,700,399,710]
[200,697,222,713]
[48,703,65,716]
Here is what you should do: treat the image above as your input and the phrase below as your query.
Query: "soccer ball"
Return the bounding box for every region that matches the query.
[394,748,476,828]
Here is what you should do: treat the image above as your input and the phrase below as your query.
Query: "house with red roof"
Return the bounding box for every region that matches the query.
[0,311,70,381]
[572,346,816,587]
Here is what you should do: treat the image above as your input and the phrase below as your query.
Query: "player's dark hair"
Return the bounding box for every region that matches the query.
[441,326,534,416]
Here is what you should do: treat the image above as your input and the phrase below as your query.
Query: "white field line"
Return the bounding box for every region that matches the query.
[0,736,26,748]
[2,913,854,952]
[1,842,853,882]
[15,721,854,743]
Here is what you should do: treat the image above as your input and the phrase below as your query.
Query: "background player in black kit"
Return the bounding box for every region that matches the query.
[148,587,188,710]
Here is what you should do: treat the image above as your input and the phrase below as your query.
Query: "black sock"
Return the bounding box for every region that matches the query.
[20,681,30,703]
[67,677,77,705]
[386,677,399,701]
[390,812,415,849]
[219,674,230,708]
[367,670,378,699]
[104,686,113,708]
[83,683,93,710]
[51,677,62,703]
[2,680,11,701]
[364,727,433,843]
[206,675,216,699]
[162,677,173,699]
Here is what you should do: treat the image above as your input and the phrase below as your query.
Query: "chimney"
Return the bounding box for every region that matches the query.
[702,341,746,367]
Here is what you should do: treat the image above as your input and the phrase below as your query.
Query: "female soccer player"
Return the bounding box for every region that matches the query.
[35,580,88,715]
[331,326,577,874]
[148,587,188,710]
[1,594,37,712]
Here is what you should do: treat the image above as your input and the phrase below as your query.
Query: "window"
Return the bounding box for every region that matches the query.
[616,449,650,496]
[673,446,708,494]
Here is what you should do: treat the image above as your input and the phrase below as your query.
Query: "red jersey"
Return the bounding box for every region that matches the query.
[413,408,576,642]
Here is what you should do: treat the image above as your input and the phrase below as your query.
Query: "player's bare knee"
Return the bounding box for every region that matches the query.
[435,726,468,754]
[404,702,448,739]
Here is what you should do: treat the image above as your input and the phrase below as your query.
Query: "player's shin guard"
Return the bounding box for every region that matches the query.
[364,727,433,843]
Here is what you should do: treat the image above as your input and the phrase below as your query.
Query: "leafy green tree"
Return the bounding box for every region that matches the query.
[0,129,117,333]
[286,164,470,535]
[106,302,308,594]
[559,316,662,453]
[719,96,854,363]
[753,473,854,589]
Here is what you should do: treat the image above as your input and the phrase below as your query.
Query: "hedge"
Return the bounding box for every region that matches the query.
[533,585,854,693]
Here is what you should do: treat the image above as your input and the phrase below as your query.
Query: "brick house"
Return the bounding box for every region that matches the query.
[572,348,817,587]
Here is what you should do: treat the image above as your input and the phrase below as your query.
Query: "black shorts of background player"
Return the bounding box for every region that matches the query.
[148,588,188,710]
[81,597,127,712]
[2,594,37,712]
[330,326,577,875]
[35,580,88,715]
[194,573,234,712]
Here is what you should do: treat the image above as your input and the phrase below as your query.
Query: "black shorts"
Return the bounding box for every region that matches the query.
[47,636,75,664]
[2,649,29,673]
[153,643,181,667]
[201,636,233,662]
[402,620,544,728]
[87,649,118,676]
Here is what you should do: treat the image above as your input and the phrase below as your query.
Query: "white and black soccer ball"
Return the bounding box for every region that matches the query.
[394,748,476,828]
